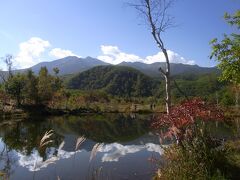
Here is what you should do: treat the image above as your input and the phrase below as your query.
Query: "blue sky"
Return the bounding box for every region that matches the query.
[0,0,239,69]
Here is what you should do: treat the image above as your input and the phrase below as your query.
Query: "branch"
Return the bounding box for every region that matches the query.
[158,67,166,76]
[127,2,148,17]
[145,0,164,49]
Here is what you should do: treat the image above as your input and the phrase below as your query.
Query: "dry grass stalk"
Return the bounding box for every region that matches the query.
[39,130,54,148]
[58,141,65,151]
[89,143,104,162]
[75,136,86,151]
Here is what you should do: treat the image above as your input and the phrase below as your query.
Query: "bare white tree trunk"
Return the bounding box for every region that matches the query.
[130,0,174,114]
[146,0,172,114]
[165,71,171,114]
[162,49,171,114]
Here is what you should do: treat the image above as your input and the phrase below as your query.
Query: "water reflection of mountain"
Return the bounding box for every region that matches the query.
[0,113,161,175]
[0,114,152,155]
[51,114,151,142]
[0,114,234,178]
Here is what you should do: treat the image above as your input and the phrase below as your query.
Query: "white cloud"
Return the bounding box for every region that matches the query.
[12,37,82,69]
[145,50,195,65]
[14,37,51,68]
[14,37,51,69]
[98,45,195,65]
[98,45,143,64]
[12,39,194,69]
[49,48,80,59]
[101,45,121,55]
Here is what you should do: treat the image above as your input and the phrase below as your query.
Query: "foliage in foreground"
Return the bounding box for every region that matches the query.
[152,98,224,145]
[156,136,240,179]
[151,98,240,179]
[156,142,226,179]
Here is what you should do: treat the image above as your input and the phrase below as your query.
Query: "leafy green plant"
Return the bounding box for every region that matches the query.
[210,10,240,85]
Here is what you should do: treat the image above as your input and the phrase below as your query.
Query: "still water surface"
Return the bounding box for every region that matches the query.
[0,113,235,180]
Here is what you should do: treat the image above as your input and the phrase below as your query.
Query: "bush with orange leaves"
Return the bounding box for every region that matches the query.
[152,98,224,145]
[151,99,237,179]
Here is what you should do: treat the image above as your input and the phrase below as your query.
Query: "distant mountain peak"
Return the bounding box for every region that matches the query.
[27,56,109,75]
[17,56,218,77]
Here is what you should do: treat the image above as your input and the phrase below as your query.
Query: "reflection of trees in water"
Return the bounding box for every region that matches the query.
[51,114,151,142]
[0,114,151,161]
[0,119,63,159]
[0,142,18,179]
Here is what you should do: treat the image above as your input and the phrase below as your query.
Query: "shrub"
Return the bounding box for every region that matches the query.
[152,98,229,179]
[152,98,224,145]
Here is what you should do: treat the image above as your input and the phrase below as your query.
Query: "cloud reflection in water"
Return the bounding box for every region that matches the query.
[0,138,163,172]
[99,143,163,162]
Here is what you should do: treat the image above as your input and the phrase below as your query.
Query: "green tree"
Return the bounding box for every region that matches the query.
[53,67,60,76]
[37,67,63,105]
[37,67,54,104]
[5,74,26,106]
[24,70,38,104]
[52,67,62,91]
[210,11,240,84]
[220,91,234,106]
[210,10,240,108]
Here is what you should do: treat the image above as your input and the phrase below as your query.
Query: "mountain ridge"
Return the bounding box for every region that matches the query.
[23,56,109,75]
[117,61,219,77]
[2,56,219,78]
[67,65,159,97]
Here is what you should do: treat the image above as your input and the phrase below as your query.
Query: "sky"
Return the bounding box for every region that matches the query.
[0,0,239,69]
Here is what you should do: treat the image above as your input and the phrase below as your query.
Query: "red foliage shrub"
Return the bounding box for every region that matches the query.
[152,98,224,144]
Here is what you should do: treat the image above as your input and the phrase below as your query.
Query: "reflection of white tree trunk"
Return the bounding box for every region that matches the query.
[0,143,17,179]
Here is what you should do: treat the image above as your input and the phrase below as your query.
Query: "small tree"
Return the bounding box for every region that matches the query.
[37,67,53,104]
[53,67,60,76]
[0,54,14,82]
[37,67,62,105]
[52,67,62,91]
[130,0,175,114]
[24,70,38,104]
[5,74,26,106]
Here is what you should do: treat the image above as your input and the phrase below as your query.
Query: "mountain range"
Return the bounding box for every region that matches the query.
[24,56,109,75]
[23,56,218,77]
[118,61,219,77]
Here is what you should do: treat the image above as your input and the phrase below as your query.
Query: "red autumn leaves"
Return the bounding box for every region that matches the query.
[152,98,224,143]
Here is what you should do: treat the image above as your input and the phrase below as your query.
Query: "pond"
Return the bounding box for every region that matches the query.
[0,113,236,180]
